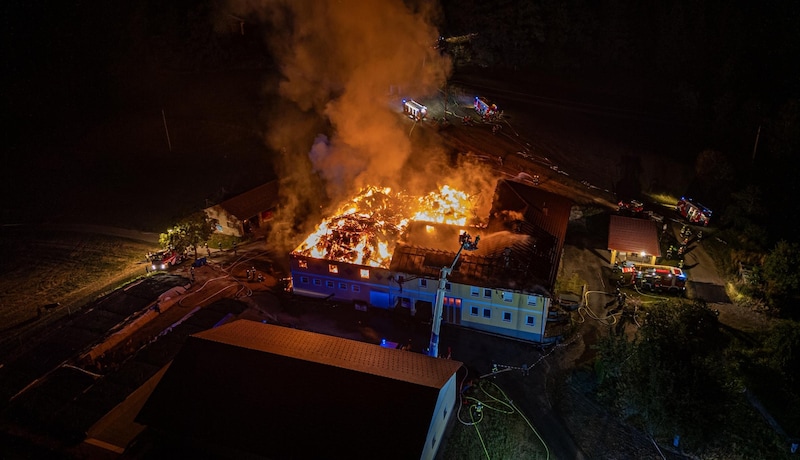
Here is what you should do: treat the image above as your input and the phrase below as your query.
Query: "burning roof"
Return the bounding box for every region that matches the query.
[292,185,482,268]
[292,179,573,292]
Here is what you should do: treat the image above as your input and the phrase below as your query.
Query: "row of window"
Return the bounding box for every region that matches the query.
[468,306,536,326]
[296,260,541,307]
[297,276,361,293]
[295,274,538,327]
[297,259,371,279]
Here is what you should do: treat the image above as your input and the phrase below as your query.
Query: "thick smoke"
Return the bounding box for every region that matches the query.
[227,0,451,249]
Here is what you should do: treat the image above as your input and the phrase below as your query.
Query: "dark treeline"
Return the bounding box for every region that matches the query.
[441,0,800,245]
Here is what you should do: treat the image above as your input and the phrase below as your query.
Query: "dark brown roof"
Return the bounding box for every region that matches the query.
[608,215,661,256]
[215,180,279,220]
[136,320,462,459]
[193,319,461,388]
[389,180,573,292]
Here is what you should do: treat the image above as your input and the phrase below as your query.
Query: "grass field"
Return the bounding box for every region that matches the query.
[0,226,159,348]
[440,379,549,460]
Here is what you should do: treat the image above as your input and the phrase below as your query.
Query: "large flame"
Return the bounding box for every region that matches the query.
[294,185,477,267]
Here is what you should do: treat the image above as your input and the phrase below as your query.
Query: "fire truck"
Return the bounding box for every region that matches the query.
[402,99,427,120]
[613,263,687,294]
[676,197,712,226]
[634,264,686,294]
[617,199,644,214]
[148,249,184,271]
[474,96,499,119]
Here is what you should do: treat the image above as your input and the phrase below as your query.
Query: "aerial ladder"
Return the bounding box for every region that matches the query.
[429,232,480,357]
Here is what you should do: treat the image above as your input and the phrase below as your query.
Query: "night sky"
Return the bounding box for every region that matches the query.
[4,0,799,243]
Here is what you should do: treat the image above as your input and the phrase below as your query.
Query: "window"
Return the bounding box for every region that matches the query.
[326,280,334,288]
[470,286,480,297]
[352,285,361,293]
[338,282,347,290]
[445,282,451,291]
[360,268,369,279]
[483,308,491,319]
[313,279,321,286]
[329,264,339,274]
[300,276,309,284]
[527,295,538,306]
[470,306,479,316]
[484,288,492,298]
[526,316,535,326]
[503,312,512,322]
[419,279,428,288]
[298,260,308,269]
[502,291,514,303]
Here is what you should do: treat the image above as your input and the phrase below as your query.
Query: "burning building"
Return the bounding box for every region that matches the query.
[290,179,572,344]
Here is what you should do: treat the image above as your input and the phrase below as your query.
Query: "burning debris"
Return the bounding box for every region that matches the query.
[293,185,481,268]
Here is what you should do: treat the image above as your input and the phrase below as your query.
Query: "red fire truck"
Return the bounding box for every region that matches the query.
[676,197,712,226]
[148,249,184,271]
[474,96,499,119]
[613,262,687,294]
[635,265,687,294]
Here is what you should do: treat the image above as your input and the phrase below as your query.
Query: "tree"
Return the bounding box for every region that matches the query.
[596,300,731,447]
[761,320,800,386]
[762,240,800,315]
[159,212,217,259]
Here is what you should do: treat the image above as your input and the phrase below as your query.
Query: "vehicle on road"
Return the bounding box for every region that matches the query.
[402,99,427,120]
[148,249,184,271]
[677,197,712,226]
[617,199,644,214]
[612,262,687,294]
[474,96,500,120]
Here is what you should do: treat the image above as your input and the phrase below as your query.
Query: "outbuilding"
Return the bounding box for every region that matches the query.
[608,215,661,265]
[204,180,279,237]
[136,320,463,460]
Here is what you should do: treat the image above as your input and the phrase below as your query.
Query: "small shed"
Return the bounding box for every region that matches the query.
[608,215,661,265]
[204,180,279,237]
[136,320,463,460]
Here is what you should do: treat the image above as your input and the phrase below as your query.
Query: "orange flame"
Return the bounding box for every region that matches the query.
[294,185,477,268]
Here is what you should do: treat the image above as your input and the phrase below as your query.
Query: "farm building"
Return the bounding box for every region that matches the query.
[204,180,279,237]
[290,179,572,344]
[136,320,463,460]
[607,215,661,265]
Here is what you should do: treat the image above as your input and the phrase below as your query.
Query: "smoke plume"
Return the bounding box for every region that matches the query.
[227,0,452,249]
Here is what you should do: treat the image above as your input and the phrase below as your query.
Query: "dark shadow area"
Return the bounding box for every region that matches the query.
[689,281,730,303]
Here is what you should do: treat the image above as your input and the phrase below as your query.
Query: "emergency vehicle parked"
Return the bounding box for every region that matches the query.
[148,249,184,271]
[613,262,687,294]
[402,99,427,120]
[474,96,499,119]
[635,265,687,294]
[677,197,712,226]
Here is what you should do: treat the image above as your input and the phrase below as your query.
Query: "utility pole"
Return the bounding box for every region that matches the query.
[429,232,480,357]
[752,124,761,162]
[162,109,172,152]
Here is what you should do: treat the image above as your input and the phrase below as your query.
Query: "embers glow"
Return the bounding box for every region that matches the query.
[294,185,476,268]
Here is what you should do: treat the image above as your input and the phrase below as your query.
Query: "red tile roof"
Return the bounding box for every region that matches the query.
[608,215,661,256]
